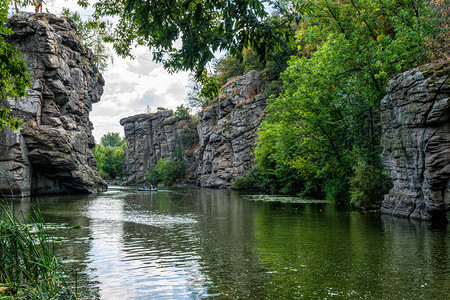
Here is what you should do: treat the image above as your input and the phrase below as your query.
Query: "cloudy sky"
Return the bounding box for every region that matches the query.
[16,0,191,142]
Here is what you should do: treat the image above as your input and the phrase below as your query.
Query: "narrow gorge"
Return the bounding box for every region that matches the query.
[0,13,106,197]
[120,71,267,188]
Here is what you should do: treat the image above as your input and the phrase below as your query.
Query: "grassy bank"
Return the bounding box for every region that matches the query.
[0,202,75,299]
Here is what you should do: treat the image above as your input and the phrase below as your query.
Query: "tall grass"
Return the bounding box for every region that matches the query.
[0,203,75,298]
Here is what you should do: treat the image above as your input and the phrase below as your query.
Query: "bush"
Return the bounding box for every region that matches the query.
[231,166,263,191]
[143,145,187,186]
[155,158,182,186]
[174,105,190,120]
[145,167,160,186]
[324,177,349,203]
[350,161,393,210]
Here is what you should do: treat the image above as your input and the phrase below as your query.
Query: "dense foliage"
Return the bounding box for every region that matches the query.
[145,145,186,186]
[254,0,445,203]
[350,161,393,210]
[92,133,126,181]
[0,0,30,131]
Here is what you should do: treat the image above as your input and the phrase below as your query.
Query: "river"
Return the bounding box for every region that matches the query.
[12,186,450,299]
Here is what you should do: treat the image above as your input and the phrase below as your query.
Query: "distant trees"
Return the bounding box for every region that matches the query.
[92,133,126,181]
[100,132,123,148]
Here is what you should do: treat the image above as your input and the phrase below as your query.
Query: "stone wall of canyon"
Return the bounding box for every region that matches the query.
[381,61,449,221]
[120,71,267,188]
[0,13,106,197]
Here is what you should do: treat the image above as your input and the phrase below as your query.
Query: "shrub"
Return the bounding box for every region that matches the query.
[175,105,190,120]
[143,145,187,186]
[145,167,160,186]
[231,166,263,191]
[324,177,349,203]
[350,161,393,210]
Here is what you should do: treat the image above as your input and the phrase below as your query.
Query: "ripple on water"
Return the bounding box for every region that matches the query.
[85,201,197,228]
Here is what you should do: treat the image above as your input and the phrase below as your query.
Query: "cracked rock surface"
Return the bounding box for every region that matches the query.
[0,13,107,197]
[381,61,450,221]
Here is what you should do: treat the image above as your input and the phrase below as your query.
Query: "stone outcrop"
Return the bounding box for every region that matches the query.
[0,13,107,197]
[196,71,266,188]
[120,111,199,185]
[381,61,450,221]
[120,71,267,188]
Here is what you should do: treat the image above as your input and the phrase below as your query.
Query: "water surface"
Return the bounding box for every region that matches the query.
[12,186,450,299]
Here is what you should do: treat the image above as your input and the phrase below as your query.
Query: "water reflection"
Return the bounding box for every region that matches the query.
[11,187,449,299]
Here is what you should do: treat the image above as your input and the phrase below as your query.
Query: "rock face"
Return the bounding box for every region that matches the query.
[381,61,450,221]
[120,111,199,185]
[0,13,107,197]
[196,71,266,188]
[120,71,267,188]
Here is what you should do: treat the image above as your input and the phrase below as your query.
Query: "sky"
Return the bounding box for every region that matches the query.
[14,0,192,143]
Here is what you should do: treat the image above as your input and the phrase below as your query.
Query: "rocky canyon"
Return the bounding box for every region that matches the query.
[121,71,267,188]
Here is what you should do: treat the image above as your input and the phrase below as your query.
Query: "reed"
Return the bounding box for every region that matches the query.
[0,202,75,298]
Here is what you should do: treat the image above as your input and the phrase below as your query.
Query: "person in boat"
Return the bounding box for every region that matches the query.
[150,184,154,189]
[142,184,146,189]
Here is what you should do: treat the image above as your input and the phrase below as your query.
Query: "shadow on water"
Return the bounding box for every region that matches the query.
[10,186,449,299]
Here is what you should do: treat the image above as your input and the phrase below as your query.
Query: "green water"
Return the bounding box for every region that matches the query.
[12,186,450,299]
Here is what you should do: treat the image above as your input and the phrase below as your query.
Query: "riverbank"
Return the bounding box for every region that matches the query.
[0,203,75,298]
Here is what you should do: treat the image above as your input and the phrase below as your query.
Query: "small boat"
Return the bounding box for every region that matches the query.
[138,188,158,192]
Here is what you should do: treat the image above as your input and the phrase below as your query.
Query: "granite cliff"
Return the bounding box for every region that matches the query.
[120,71,267,187]
[120,111,199,185]
[381,61,449,221]
[196,71,266,188]
[0,13,107,197]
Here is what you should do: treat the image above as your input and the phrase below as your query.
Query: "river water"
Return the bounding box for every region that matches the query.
[12,186,450,299]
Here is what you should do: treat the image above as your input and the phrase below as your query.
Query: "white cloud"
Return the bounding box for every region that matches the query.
[91,49,190,141]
